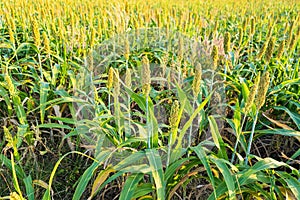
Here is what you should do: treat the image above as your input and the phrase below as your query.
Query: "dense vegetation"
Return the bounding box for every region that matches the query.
[0,0,299,199]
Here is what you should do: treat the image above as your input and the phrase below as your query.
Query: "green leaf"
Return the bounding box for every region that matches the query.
[274,106,300,130]
[41,151,106,200]
[164,157,190,182]
[37,123,72,129]
[119,173,144,200]
[10,152,24,199]
[40,81,50,124]
[124,87,158,147]
[73,162,100,200]
[238,158,286,186]
[72,151,111,200]
[256,129,300,138]
[89,166,116,199]
[0,154,26,179]
[277,172,300,199]
[191,145,216,198]
[12,95,27,125]
[132,183,154,199]
[0,85,12,115]
[208,116,228,160]
[114,151,146,171]
[175,93,212,150]
[240,78,250,104]
[145,149,165,200]
[17,124,29,148]
[290,148,300,160]
[211,158,236,199]
[90,163,150,198]
[269,78,300,95]
[176,84,193,115]
[24,175,34,200]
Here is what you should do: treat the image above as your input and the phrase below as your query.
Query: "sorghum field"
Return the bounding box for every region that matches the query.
[0,0,299,199]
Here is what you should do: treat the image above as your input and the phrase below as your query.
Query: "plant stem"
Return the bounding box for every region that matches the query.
[188,100,196,149]
[146,95,151,149]
[231,114,247,163]
[245,110,259,165]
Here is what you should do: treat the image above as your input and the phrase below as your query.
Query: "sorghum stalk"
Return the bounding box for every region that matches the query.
[245,109,259,165]
[113,69,121,137]
[232,73,260,163]
[107,67,114,110]
[141,56,151,148]
[125,68,132,136]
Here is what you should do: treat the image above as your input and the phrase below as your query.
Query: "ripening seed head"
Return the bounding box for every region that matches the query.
[265,37,275,63]
[192,63,202,99]
[250,17,255,35]
[10,18,16,32]
[288,34,297,51]
[90,27,96,48]
[42,32,50,54]
[244,72,260,114]
[32,19,41,47]
[288,20,295,37]
[257,39,269,60]
[238,27,243,47]
[141,56,151,96]
[255,71,270,110]
[124,37,130,60]
[224,32,231,54]
[97,17,102,38]
[169,100,179,131]
[211,45,219,70]
[283,22,289,35]
[125,68,132,89]
[266,25,274,39]
[113,70,120,97]
[107,67,114,90]
[242,18,247,32]
[276,39,285,59]
[5,74,17,97]
[8,27,15,44]
[178,36,184,61]
[213,20,219,35]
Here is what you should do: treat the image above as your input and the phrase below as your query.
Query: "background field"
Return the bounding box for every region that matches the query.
[0,0,300,199]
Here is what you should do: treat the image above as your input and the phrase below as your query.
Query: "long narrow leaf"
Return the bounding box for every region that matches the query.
[40,81,50,124]
[145,149,165,200]
[119,173,144,200]
[23,175,34,200]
